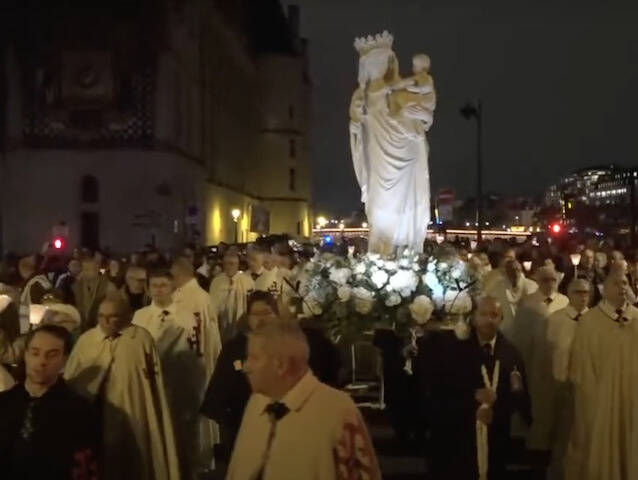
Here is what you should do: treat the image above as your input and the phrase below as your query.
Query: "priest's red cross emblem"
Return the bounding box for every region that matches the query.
[334,421,375,480]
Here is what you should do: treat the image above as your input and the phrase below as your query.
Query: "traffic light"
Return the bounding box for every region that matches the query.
[549,222,562,235]
[52,237,65,250]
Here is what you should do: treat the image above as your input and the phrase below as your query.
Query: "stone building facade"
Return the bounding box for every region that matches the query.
[0,0,311,254]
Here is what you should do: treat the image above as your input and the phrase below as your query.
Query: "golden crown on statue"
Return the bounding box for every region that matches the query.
[354,30,394,55]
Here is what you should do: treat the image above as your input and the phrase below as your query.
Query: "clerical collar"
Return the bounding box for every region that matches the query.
[565,305,587,319]
[252,267,265,277]
[544,291,558,302]
[599,300,628,321]
[151,302,176,317]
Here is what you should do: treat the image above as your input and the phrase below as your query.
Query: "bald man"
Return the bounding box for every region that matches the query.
[170,257,222,472]
[420,296,531,480]
[227,322,380,480]
[64,293,180,480]
[546,279,591,480]
[209,252,254,342]
[566,272,638,480]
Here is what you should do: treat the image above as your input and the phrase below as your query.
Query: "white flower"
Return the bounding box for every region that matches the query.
[329,267,352,285]
[423,272,440,290]
[354,262,367,275]
[371,270,389,289]
[385,292,402,307]
[384,261,398,272]
[444,290,473,314]
[353,287,375,314]
[409,295,434,325]
[337,285,352,302]
[369,265,379,273]
[439,262,448,270]
[412,263,421,272]
[367,253,381,261]
[451,267,463,279]
[389,270,419,295]
[431,284,444,305]
[427,262,436,272]
[399,258,411,268]
[375,259,385,268]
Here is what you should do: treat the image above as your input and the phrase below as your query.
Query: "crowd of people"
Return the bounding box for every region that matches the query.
[378,235,638,480]
[0,233,636,480]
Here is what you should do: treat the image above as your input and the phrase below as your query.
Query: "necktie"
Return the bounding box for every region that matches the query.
[265,401,290,421]
[255,402,290,479]
[160,310,170,322]
[252,272,260,281]
[20,398,40,441]
[544,297,553,306]
[573,314,581,322]
[481,343,493,358]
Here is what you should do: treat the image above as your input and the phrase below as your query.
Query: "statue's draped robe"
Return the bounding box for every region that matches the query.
[350,52,434,255]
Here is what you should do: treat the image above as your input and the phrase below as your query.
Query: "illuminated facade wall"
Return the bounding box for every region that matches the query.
[0,1,311,252]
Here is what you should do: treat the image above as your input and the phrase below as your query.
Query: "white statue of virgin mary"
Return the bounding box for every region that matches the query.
[349,31,435,255]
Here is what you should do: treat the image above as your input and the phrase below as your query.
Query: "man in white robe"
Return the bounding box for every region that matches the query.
[485,259,537,341]
[209,251,254,342]
[513,266,568,450]
[546,279,590,480]
[482,248,517,293]
[171,257,222,469]
[227,322,381,480]
[64,293,180,480]
[566,270,638,480]
[133,269,206,479]
[245,245,279,295]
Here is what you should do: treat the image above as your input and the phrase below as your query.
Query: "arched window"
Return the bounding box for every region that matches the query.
[81,175,99,204]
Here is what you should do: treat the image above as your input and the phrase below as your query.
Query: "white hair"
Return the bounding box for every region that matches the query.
[249,321,310,365]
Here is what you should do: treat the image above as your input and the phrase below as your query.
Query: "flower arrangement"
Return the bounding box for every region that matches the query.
[296,245,480,341]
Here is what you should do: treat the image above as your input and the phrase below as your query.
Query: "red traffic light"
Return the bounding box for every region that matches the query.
[550,223,562,235]
[52,238,64,250]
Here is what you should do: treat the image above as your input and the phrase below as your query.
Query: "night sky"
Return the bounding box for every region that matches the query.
[284,0,638,215]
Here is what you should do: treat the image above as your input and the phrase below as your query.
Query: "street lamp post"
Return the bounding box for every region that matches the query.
[231,208,241,243]
[460,101,483,243]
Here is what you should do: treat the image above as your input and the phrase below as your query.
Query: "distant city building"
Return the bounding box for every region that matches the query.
[545,165,638,209]
[0,0,312,253]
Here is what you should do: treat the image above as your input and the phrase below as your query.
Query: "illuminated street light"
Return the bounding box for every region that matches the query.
[362,222,368,229]
[231,208,241,243]
[316,216,328,228]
